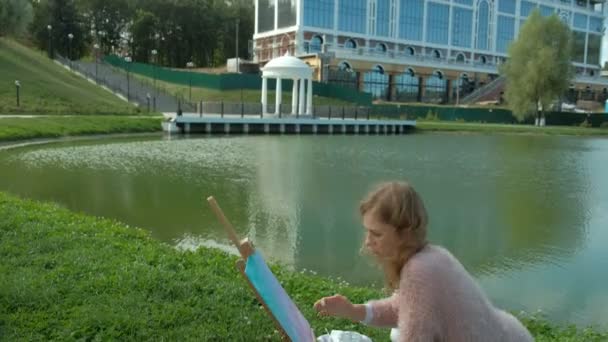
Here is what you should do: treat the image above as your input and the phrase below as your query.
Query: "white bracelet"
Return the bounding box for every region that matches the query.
[361,303,374,324]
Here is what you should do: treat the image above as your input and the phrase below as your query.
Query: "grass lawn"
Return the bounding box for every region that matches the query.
[0,38,139,115]
[128,72,354,106]
[415,120,608,136]
[0,192,606,341]
[0,116,162,142]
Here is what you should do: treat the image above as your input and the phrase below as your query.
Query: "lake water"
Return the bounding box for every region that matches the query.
[1,133,607,328]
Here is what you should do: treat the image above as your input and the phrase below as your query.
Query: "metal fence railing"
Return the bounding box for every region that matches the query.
[178,101,397,121]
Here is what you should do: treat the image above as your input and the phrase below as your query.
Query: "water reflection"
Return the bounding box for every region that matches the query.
[0,134,607,327]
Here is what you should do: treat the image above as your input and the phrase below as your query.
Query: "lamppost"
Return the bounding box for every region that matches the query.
[186,61,195,101]
[93,44,99,81]
[125,56,132,101]
[15,80,21,107]
[67,33,74,69]
[151,49,158,92]
[236,18,240,74]
[47,25,53,59]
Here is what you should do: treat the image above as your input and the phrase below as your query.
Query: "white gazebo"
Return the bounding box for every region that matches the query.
[260,52,313,117]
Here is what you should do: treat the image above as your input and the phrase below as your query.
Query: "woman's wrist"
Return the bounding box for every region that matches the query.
[349,304,367,322]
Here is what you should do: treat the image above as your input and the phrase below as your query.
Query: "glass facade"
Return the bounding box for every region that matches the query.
[258,0,607,68]
[399,0,423,41]
[476,0,490,50]
[452,7,473,48]
[426,2,449,44]
[304,0,334,29]
[258,0,275,33]
[338,0,366,33]
[496,16,515,53]
[278,0,297,28]
[376,0,390,37]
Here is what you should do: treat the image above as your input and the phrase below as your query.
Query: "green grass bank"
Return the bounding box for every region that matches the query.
[0,38,137,115]
[0,192,606,341]
[0,116,162,142]
[415,121,608,136]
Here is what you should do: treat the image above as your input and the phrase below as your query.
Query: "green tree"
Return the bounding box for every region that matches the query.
[0,0,33,36]
[501,10,573,124]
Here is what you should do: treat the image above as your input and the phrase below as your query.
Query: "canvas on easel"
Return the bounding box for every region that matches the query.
[207,196,316,342]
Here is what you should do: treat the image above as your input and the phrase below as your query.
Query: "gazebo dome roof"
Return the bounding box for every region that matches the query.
[262,53,313,79]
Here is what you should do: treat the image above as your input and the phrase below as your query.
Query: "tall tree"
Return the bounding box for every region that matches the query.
[0,0,33,36]
[501,10,573,124]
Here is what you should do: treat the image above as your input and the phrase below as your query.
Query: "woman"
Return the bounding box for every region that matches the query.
[313,181,533,342]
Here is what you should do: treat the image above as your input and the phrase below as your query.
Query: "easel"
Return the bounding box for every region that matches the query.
[207,196,315,341]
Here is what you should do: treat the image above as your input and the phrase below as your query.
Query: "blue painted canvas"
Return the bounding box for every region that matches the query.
[245,251,314,341]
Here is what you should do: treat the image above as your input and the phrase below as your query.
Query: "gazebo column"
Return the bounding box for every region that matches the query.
[298,78,306,115]
[306,78,313,115]
[261,77,268,114]
[292,79,299,115]
[275,77,282,115]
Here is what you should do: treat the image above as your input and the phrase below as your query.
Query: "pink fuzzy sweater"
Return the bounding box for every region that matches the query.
[366,245,533,342]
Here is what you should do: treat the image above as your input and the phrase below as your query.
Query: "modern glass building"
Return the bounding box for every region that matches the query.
[254,0,608,104]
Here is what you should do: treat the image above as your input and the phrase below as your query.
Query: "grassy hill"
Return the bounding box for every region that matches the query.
[0,38,138,115]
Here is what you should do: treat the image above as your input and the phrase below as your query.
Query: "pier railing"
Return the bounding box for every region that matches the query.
[181,101,410,121]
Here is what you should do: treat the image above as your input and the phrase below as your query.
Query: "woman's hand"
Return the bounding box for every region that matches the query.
[313,294,359,320]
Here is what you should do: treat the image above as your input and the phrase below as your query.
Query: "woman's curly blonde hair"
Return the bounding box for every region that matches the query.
[359,181,429,290]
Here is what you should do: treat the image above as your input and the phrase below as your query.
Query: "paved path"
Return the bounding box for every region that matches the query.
[55,55,193,113]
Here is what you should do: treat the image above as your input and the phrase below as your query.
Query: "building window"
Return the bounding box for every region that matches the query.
[377,43,388,53]
[433,49,441,59]
[364,65,390,100]
[456,53,466,63]
[344,39,357,49]
[257,0,276,33]
[338,0,367,34]
[479,55,487,64]
[395,68,419,102]
[406,46,415,56]
[574,13,588,30]
[426,3,449,44]
[399,0,424,41]
[377,0,391,37]
[498,0,515,14]
[540,6,554,17]
[425,71,447,103]
[589,16,603,33]
[587,34,601,65]
[520,1,536,18]
[310,35,323,53]
[496,15,515,53]
[304,0,335,29]
[573,31,586,63]
[338,61,353,71]
[278,0,297,28]
[476,0,490,50]
[452,7,473,48]
[329,61,357,89]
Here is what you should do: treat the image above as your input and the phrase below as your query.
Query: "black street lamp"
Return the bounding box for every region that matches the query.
[151,48,158,104]
[67,33,74,68]
[93,43,99,81]
[47,25,53,59]
[187,61,195,101]
[125,56,132,101]
[15,80,21,107]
